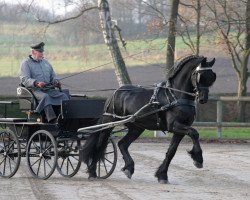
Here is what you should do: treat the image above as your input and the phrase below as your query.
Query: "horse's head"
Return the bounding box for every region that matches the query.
[191,57,216,104]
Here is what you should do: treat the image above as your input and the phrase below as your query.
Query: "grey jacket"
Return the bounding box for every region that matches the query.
[19,56,69,113]
[19,55,57,87]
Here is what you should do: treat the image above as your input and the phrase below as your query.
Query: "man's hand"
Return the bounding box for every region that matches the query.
[53,80,61,88]
[35,81,46,88]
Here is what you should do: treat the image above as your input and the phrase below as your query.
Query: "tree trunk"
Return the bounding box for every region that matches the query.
[196,0,201,56]
[236,0,250,121]
[166,0,180,79]
[98,0,131,86]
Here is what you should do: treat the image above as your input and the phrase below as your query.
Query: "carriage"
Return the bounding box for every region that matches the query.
[0,86,118,180]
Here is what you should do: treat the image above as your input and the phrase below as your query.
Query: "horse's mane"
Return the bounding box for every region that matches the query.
[168,55,204,80]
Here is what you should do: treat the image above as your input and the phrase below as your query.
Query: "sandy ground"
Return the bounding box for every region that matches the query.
[0,141,249,200]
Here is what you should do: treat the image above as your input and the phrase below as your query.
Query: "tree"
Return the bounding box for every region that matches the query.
[22,0,131,86]
[166,0,180,79]
[178,0,202,55]
[206,0,250,121]
[98,0,131,85]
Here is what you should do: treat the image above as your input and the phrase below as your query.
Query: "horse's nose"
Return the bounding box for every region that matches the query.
[199,98,207,104]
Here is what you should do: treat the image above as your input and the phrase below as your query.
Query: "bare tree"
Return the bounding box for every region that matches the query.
[206,0,250,121]
[178,0,202,55]
[166,0,180,79]
[22,0,131,86]
[98,0,131,85]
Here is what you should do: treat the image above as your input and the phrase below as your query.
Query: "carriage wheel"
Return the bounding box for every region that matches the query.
[26,130,57,180]
[97,137,117,179]
[56,139,81,178]
[0,129,21,178]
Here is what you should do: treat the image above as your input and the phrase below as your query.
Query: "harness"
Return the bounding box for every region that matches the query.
[103,81,196,125]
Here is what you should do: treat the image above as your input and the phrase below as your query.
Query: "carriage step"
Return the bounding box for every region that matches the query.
[57,135,86,141]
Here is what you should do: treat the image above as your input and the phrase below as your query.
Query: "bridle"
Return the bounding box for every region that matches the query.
[191,64,213,97]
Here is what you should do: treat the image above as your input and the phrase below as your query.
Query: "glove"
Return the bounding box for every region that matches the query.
[53,80,61,88]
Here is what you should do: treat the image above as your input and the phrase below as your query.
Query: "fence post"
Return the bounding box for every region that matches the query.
[217,100,222,138]
[154,131,168,137]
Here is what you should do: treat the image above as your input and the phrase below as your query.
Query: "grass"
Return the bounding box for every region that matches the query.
[0,21,215,77]
[0,38,168,76]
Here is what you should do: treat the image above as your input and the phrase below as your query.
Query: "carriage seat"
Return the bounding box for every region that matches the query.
[17,86,37,111]
[17,86,71,112]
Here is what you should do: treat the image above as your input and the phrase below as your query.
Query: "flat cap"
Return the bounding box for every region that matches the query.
[30,42,45,52]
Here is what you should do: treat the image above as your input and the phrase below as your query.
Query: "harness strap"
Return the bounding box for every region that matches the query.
[177,99,196,107]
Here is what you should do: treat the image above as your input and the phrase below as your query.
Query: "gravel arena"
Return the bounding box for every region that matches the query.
[0,140,249,200]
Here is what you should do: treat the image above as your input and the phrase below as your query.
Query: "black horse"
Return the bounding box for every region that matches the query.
[82,55,216,184]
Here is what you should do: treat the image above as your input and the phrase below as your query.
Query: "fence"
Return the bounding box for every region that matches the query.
[155,96,250,138]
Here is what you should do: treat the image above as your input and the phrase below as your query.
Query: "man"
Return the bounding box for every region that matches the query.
[19,42,69,123]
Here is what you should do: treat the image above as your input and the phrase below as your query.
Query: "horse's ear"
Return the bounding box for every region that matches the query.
[208,58,215,67]
[201,57,207,65]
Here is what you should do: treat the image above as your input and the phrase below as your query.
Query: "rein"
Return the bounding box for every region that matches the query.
[162,86,197,97]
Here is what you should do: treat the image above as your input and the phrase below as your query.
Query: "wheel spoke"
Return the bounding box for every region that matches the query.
[0,145,4,151]
[68,157,75,172]
[8,156,12,174]
[44,134,48,152]
[101,159,108,174]
[104,157,113,165]
[1,134,6,152]
[3,157,6,175]
[3,156,6,175]
[36,158,42,175]
[6,155,17,165]
[70,155,79,162]
[44,158,53,170]
[31,157,42,167]
[38,134,42,154]
[0,157,5,165]
[32,141,40,153]
[66,157,69,175]
[42,144,53,155]
[59,157,66,170]
[44,158,46,177]
[98,160,100,176]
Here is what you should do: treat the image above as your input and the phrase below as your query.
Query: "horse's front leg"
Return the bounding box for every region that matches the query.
[173,121,203,168]
[187,127,203,168]
[155,134,184,184]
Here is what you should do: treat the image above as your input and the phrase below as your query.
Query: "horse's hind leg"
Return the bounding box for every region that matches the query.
[155,134,184,184]
[118,125,144,179]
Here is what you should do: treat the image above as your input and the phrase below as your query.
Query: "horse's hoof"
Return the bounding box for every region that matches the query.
[88,177,97,181]
[193,161,203,168]
[122,169,132,179]
[158,179,169,184]
[187,150,192,157]
[88,175,97,181]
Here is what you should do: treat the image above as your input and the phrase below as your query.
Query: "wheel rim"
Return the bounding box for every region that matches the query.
[0,129,21,178]
[26,130,57,179]
[57,139,81,177]
[97,138,117,179]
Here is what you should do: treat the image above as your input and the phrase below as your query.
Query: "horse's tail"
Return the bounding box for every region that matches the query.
[82,95,115,165]
[81,128,113,165]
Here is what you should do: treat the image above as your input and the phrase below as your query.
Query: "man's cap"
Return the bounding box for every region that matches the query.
[30,42,45,52]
